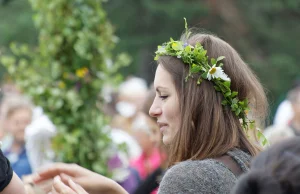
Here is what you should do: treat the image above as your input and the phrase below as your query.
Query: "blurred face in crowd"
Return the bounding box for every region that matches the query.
[149,65,181,145]
[132,113,156,154]
[6,108,32,144]
[133,130,153,155]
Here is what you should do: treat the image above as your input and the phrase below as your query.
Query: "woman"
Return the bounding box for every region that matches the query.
[33,25,268,194]
[233,137,300,194]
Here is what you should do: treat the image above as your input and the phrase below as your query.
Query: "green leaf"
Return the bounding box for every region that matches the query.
[197,78,202,85]
[262,137,268,146]
[201,72,207,79]
[250,122,255,129]
[223,81,231,88]
[184,46,191,53]
[216,56,225,62]
[191,64,201,73]
[235,108,241,116]
[171,42,183,51]
[211,58,216,65]
[257,129,262,139]
[231,91,238,98]
[225,92,231,97]
[232,98,238,104]
[221,100,228,105]
[214,86,221,91]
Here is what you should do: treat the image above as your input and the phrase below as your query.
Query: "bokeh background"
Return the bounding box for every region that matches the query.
[0,0,299,191]
[1,0,299,116]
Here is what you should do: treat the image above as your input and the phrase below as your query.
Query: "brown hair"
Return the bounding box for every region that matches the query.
[157,33,268,166]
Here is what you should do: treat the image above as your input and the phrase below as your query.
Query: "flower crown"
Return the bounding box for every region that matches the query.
[154,19,267,145]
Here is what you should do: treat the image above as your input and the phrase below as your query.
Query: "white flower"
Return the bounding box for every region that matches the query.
[207,65,230,81]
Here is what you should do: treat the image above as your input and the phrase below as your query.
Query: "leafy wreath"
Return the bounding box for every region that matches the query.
[154,18,267,145]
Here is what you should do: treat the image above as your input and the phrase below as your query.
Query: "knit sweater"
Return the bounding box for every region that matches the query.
[158,148,251,194]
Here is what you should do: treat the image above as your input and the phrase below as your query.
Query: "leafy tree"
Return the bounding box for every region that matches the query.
[1,0,130,175]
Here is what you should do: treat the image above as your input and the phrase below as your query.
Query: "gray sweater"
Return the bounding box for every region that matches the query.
[158,148,251,194]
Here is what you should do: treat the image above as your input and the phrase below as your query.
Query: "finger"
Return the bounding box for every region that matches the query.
[52,176,75,194]
[33,163,78,183]
[60,173,73,184]
[50,186,58,194]
[68,179,88,194]
[37,179,53,193]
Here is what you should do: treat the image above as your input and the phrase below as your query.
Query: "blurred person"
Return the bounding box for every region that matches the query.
[1,94,33,178]
[25,106,56,173]
[112,76,148,134]
[130,113,162,180]
[0,82,22,141]
[33,26,268,194]
[117,76,148,117]
[102,84,142,160]
[273,78,300,126]
[0,81,57,173]
[264,87,300,145]
[232,137,300,194]
[133,87,168,194]
[97,83,142,193]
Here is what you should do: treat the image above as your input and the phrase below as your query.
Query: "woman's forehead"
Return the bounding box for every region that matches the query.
[154,65,173,89]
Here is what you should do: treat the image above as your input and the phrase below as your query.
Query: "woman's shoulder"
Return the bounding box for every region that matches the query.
[158,159,237,194]
[169,158,231,172]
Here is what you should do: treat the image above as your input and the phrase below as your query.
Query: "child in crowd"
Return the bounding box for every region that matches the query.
[1,95,33,178]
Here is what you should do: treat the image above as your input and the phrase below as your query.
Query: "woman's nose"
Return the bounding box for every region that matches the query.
[149,101,161,118]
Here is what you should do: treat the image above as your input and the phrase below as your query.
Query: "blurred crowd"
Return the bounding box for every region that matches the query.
[0,77,167,194]
[0,76,300,194]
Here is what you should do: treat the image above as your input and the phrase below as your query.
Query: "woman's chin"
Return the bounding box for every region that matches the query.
[162,136,171,145]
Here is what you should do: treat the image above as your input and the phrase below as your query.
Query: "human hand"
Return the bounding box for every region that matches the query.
[49,176,88,194]
[33,163,128,194]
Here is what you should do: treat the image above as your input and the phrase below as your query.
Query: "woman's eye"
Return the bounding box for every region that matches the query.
[160,95,168,100]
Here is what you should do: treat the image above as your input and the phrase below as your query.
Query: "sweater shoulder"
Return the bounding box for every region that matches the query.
[158,159,236,194]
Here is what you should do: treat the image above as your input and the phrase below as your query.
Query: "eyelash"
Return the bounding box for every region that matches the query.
[159,95,168,100]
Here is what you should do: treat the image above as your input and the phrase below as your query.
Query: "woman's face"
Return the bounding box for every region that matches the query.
[149,65,181,145]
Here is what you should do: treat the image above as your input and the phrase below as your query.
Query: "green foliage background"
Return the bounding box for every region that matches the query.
[0,0,130,175]
[0,0,299,169]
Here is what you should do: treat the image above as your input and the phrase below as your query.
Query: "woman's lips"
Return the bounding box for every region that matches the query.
[157,122,168,133]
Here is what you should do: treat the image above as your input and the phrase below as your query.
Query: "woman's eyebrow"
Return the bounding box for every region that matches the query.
[156,86,168,92]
